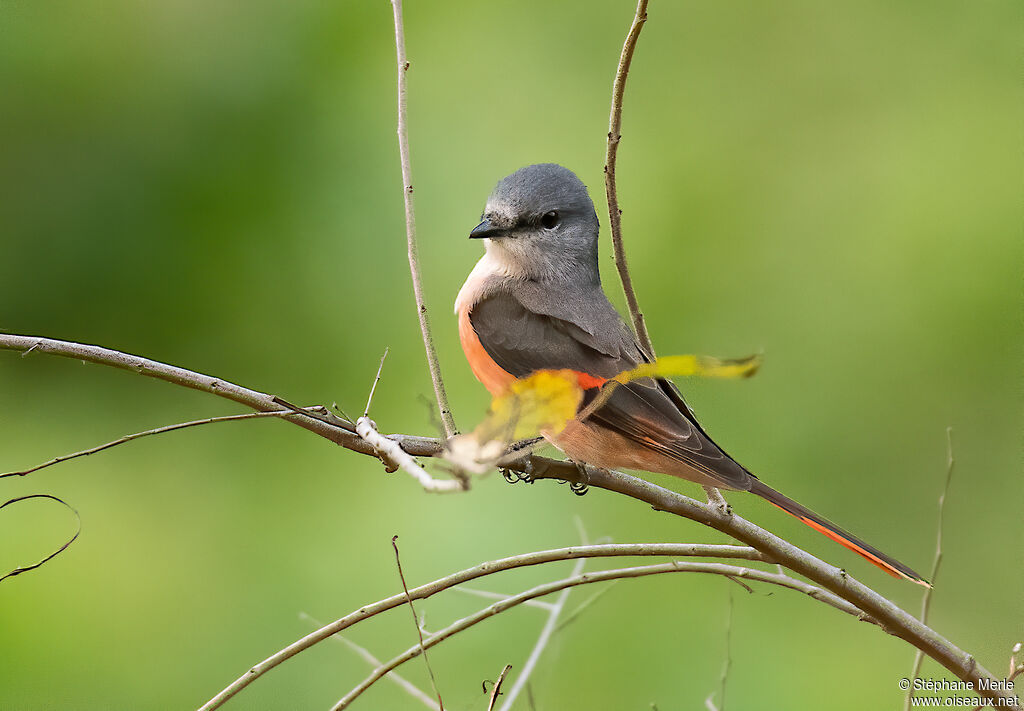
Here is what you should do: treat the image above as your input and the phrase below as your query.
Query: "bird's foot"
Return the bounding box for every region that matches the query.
[500,457,534,484]
[566,460,593,496]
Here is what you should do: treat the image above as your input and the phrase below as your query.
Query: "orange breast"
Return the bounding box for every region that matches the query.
[458,308,516,396]
[458,306,613,397]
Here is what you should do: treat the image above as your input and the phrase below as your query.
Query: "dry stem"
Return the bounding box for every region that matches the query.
[390,0,457,437]
[604,0,654,357]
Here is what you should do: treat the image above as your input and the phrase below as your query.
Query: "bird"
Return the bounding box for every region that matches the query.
[455,163,928,586]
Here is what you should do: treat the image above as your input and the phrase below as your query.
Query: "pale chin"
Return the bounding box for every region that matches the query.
[482,239,527,278]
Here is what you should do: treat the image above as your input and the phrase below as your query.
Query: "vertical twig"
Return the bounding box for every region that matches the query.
[905,427,955,711]
[604,0,655,358]
[704,586,734,711]
[364,348,390,417]
[392,536,445,710]
[390,0,457,438]
[602,2,737,515]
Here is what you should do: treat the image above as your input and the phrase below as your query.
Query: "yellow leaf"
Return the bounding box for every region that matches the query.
[443,370,582,474]
[613,353,762,384]
[486,369,583,441]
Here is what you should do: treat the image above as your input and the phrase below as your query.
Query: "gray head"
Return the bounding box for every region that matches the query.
[470,164,601,284]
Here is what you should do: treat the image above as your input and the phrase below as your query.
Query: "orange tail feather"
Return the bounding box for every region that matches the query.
[748,479,930,587]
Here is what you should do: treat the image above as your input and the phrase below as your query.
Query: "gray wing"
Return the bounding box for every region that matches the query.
[468,287,638,377]
[468,287,752,489]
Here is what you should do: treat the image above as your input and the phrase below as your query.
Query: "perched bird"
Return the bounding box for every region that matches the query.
[455,163,927,586]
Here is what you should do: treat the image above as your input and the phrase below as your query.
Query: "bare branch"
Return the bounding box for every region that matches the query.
[199,543,853,710]
[0,335,368,447]
[331,560,860,709]
[390,0,456,438]
[604,0,654,357]
[602,2,733,512]
[198,543,776,709]
[905,427,956,711]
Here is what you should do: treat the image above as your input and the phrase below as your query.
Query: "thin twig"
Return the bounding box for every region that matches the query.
[487,665,513,711]
[299,612,440,711]
[905,427,956,711]
[364,348,390,417]
[604,0,654,357]
[705,587,735,711]
[452,586,556,611]
[390,0,456,438]
[602,1,736,514]
[392,536,445,710]
[0,494,81,582]
[1,409,321,480]
[555,581,619,632]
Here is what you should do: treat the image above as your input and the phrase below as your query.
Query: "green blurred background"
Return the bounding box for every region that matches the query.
[1,0,1019,708]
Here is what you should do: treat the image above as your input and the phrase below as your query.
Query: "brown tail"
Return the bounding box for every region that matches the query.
[748,479,930,587]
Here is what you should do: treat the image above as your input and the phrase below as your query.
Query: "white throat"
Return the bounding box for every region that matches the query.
[453,245,521,315]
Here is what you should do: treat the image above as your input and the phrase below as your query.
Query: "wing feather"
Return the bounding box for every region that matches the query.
[468,288,751,489]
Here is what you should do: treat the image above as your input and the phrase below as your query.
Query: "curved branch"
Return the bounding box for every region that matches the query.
[198,543,842,710]
[1,334,1016,709]
[604,0,654,357]
[331,560,863,710]
[390,0,457,438]
[0,494,81,582]
[0,334,389,459]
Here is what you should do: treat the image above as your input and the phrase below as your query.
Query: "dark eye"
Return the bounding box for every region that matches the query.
[540,210,560,229]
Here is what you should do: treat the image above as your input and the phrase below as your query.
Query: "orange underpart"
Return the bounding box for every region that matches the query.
[459,310,516,396]
[459,309,609,396]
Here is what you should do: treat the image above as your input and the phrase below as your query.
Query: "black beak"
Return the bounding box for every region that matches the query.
[469,219,505,239]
